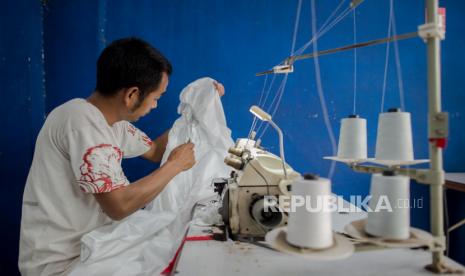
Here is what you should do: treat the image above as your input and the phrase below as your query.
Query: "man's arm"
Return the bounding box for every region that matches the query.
[142,130,170,163]
[94,142,194,220]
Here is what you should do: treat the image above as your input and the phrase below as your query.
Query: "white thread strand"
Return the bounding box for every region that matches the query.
[259,74,289,138]
[271,75,289,117]
[261,73,277,108]
[294,0,347,56]
[381,0,393,113]
[311,0,337,179]
[258,0,302,138]
[317,6,353,42]
[353,9,357,115]
[296,0,350,56]
[390,0,405,111]
[257,74,269,107]
[248,74,269,139]
[291,0,303,54]
[295,4,352,57]
[256,74,278,135]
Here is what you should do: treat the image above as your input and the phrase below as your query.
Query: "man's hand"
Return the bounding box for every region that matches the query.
[213,81,225,97]
[94,143,195,221]
[166,142,196,172]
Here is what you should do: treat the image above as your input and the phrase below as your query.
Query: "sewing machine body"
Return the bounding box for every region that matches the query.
[217,138,300,239]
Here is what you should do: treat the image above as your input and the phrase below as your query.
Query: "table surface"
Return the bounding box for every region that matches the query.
[445,173,465,184]
[445,173,465,192]
[174,199,465,276]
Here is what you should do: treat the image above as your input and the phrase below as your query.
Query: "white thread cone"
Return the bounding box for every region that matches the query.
[337,115,367,160]
[375,109,414,161]
[365,173,410,240]
[287,175,333,249]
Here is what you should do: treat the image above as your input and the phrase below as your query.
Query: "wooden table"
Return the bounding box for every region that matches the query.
[445,173,465,192]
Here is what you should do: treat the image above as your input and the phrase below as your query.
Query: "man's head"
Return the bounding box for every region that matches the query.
[95,37,172,121]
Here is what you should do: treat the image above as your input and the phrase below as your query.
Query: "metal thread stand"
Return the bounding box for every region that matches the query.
[255,0,462,273]
[353,1,457,273]
[424,0,446,272]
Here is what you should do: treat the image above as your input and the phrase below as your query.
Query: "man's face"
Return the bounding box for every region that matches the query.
[127,72,169,122]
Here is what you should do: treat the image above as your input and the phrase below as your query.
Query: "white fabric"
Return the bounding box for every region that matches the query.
[19,99,152,276]
[69,77,234,275]
[147,77,233,212]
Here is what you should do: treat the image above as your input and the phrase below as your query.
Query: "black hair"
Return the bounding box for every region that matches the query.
[95,37,172,101]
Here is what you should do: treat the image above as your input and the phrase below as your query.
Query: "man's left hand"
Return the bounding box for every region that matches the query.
[213,81,225,97]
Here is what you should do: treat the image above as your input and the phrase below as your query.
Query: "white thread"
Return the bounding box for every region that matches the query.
[249,74,269,137]
[257,0,302,138]
[258,74,289,139]
[381,0,393,112]
[291,0,303,54]
[256,74,279,135]
[311,0,337,179]
[390,0,405,111]
[353,9,357,115]
[294,0,349,56]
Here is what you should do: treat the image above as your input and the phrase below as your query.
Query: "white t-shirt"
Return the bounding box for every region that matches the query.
[19,98,152,275]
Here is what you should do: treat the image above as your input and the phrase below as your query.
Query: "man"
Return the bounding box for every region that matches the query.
[19,38,222,275]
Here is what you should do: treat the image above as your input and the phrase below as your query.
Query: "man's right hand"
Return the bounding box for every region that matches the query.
[94,143,195,221]
[167,142,196,172]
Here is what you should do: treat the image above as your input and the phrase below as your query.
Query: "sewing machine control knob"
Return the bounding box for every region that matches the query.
[224,156,244,170]
[228,147,243,157]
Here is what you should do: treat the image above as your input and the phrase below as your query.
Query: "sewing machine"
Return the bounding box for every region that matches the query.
[214,137,300,240]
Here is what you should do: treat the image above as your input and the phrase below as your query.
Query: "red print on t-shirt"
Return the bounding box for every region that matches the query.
[141,134,153,147]
[78,144,127,193]
[127,124,137,136]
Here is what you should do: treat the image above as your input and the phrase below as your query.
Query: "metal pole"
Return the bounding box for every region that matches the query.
[426,0,445,269]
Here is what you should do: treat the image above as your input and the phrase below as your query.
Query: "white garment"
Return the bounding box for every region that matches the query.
[19,99,152,276]
[148,77,234,213]
[70,77,234,275]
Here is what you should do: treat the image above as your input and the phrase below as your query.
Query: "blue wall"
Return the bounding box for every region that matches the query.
[0,0,44,274]
[1,0,464,274]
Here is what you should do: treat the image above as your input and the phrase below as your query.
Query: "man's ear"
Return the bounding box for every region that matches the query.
[123,87,140,108]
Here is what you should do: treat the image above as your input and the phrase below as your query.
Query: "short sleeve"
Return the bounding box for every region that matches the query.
[114,121,153,158]
[67,127,130,194]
